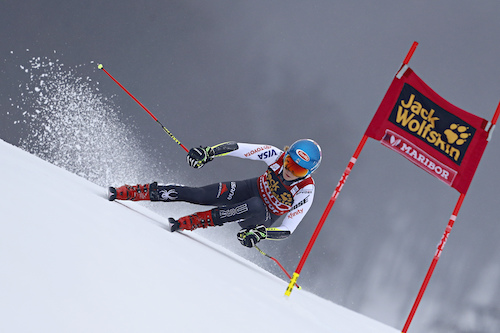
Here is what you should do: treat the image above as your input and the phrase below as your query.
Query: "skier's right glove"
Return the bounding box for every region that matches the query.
[237,225,267,248]
[187,146,215,169]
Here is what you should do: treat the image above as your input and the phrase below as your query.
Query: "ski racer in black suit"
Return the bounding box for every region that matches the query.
[109,139,321,248]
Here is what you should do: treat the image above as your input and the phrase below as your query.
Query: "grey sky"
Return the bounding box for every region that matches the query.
[2,1,500,331]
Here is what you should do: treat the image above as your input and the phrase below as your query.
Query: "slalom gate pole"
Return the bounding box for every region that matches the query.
[285,135,368,297]
[487,101,500,141]
[493,101,500,125]
[97,64,188,153]
[254,245,301,289]
[403,41,419,65]
[284,42,419,298]
[402,194,465,333]
[402,100,500,333]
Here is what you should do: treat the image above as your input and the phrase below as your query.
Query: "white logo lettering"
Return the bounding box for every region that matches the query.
[160,189,178,201]
[220,204,248,218]
[227,181,237,200]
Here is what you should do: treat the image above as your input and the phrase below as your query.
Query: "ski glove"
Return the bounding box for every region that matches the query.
[237,225,267,248]
[187,146,215,169]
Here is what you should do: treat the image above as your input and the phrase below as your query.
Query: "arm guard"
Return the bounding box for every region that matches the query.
[266,227,291,240]
[211,141,239,157]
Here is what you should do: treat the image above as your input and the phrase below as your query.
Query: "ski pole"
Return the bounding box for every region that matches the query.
[97,64,188,153]
[254,245,301,289]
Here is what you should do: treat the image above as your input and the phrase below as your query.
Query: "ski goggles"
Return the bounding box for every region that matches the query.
[284,154,309,178]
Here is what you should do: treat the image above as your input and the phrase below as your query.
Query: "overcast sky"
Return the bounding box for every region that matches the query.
[2,1,500,331]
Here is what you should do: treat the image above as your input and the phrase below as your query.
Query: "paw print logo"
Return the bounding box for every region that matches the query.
[444,124,471,145]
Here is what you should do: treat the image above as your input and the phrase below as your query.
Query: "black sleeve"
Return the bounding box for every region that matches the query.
[211,141,239,157]
[266,228,291,240]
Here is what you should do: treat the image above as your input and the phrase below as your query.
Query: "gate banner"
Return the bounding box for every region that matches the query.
[365,67,489,194]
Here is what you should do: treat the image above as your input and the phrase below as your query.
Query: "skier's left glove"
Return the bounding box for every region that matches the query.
[187,146,215,169]
[237,225,267,248]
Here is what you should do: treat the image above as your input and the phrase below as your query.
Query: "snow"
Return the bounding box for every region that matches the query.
[0,138,399,333]
[13,56,155,188]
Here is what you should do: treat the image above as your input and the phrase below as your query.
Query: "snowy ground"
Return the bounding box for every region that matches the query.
[0,138,400,332]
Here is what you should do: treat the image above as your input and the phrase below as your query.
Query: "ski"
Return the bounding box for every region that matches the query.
[107,186,117,201]
[108,187,177,232]
[168,218,180,232]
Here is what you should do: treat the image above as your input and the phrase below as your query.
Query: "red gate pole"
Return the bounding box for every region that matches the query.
[402,100,500,332]
[401,193,465,332]
[285,135,368,296]
[285,41,419,297]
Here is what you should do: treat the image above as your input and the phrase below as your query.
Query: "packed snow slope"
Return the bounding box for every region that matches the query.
[0,139,399,333]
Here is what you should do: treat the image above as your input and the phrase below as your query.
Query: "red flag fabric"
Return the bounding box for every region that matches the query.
[365,67,489,194]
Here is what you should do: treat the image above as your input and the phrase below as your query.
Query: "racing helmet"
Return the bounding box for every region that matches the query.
[284,139,322,178]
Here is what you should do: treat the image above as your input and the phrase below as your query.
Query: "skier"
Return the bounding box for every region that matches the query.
[108,139,321,248]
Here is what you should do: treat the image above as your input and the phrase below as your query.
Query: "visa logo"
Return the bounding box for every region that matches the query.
[258,150,278,160]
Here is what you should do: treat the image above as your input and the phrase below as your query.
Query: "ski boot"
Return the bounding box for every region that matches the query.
[108,182,158,201]
[168,209,220,232]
